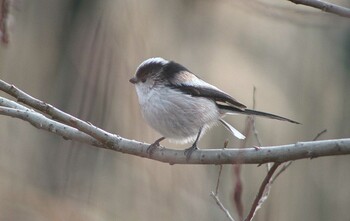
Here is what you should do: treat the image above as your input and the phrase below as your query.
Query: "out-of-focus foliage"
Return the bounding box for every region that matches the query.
[0,0,349,220]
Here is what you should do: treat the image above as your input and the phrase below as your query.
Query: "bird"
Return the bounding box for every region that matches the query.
[129,57,300,159]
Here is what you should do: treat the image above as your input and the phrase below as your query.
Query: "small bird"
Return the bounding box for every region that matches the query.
[130,57,299,159]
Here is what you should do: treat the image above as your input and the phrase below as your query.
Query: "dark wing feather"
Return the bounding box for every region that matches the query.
[163,66,300,125]
[166,69,246,109]
[175,84,246,109]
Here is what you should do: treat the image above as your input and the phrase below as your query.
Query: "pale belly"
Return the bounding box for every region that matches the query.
[139,88,220,143]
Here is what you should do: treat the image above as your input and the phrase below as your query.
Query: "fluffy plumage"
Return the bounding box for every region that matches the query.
[130,57,299,156]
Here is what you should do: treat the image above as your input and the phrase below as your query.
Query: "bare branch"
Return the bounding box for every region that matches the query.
[244,163,281,221]
[0,79,116,146]
[0,96,29,110]
[1,99,349,164]
[0,106,102,147]
[287,0,350,18]
[252,86,263,148]
[0,79,350,165]
[271,161,293,184]
[313,129,327,141]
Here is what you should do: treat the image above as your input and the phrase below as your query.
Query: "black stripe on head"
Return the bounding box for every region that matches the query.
[160,61,191,80]
[135,58,168,82]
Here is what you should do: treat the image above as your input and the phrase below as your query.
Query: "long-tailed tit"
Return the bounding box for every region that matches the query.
[130,57,299,159]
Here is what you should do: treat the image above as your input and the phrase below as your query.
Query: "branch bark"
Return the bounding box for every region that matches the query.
[0,105,102,147]
[1,79,350,165]
[287,0,350,18]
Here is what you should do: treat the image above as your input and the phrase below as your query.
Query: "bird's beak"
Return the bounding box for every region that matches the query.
[129,77,137,84]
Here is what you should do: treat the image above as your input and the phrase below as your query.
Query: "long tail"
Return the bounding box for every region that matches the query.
[243,109,301,124]
[218,104,301,124]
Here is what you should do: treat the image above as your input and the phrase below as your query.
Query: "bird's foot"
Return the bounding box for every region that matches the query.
[147,142,160,155]
[253,145,261,151]
[184,145,198,161]
[147,137,165,155]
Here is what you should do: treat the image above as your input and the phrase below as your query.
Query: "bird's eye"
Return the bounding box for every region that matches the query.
[141,78,146,83]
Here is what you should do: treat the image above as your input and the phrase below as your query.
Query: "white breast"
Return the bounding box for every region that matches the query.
[135,82,220,144]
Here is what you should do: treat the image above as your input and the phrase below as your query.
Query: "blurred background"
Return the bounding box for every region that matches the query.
[0,0,349,220]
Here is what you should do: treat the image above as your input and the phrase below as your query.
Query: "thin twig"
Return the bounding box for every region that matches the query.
[270,161,293,184]
[210,192,235,221]
[250,87,270,171]
[215,165,223,195]
[211,140,235,221]
[313,129,327,141]
[215,140,229,195]
[244,163,281,221]
[231,92,256,220]
[244,86,274,220]
[252,86,262,147]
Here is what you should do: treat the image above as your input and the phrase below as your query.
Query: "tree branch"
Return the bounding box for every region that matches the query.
[287,0,350,18]
[0,105,102,147]
[0,79,350,165]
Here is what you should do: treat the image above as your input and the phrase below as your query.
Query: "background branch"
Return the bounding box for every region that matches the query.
[244,163,281,221]
[287,0,350,18]
[211,140,235,221]
[210,192,236,221]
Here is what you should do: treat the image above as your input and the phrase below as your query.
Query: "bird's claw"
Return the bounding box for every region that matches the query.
[146,137,165,155]
[147,142,161,155]
[146,144,158,155]
[253,145,261,150]
[184,145,198,161]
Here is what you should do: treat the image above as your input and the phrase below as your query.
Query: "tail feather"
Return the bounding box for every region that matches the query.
[243,109,301,124]
[217,104,300,124]
[219,119,246,139]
